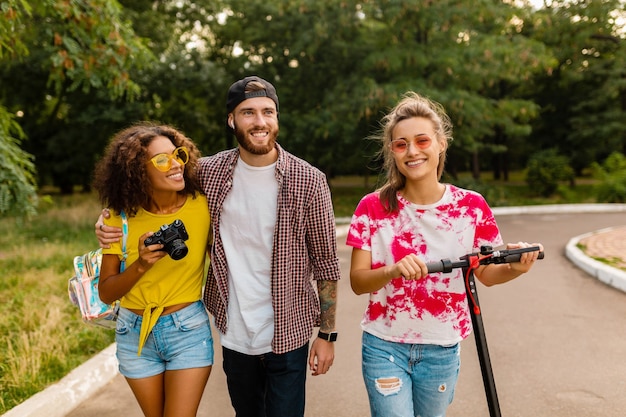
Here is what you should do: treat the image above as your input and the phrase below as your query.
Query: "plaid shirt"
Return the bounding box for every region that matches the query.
[199,144,341,354]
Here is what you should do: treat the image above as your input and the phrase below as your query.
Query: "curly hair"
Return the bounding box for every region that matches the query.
[375,92,454,213]
[92,122,203,216]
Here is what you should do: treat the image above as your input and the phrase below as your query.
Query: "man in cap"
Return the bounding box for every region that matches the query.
[97,75,340,417]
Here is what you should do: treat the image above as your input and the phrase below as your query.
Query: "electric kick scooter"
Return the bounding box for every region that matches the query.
[426,245,545,417]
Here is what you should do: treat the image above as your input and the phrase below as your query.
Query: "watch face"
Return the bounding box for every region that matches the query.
[320,331,338,342]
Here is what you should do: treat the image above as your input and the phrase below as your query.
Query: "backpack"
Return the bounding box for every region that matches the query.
[68,211,128,328]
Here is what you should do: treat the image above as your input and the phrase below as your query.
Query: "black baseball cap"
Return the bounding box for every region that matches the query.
[226,76,279,114]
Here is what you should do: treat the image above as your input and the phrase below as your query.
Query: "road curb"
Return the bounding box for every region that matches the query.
[3,203,626,417]
[565,227,626,294]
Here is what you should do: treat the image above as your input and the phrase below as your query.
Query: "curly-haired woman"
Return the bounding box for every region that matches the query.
[92,122,212,417]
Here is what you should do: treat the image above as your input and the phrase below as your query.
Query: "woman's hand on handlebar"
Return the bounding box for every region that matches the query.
[505,242,544,273]
[395,254,428,281]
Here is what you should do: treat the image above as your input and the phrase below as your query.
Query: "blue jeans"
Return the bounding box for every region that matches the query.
[222,343,308,417]
[362,332,460,417]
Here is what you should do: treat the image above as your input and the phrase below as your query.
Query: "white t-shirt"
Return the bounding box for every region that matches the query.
[219,158,278,355]
[346,185,503,346]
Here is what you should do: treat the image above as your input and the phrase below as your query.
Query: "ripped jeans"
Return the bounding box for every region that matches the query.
[361,332,460,417]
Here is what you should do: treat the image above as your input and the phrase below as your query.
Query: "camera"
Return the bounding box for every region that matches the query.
[144,219,189,260]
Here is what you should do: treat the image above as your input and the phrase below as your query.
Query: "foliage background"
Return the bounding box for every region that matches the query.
[1,0,625,208]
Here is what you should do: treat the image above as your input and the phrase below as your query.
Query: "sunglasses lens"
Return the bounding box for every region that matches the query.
[175,147,189,164]
[390,140,408,153]
[154,154,171,170]
[417,137,431,149]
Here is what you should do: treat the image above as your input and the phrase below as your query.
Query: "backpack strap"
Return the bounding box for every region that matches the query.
[120,210,128,272]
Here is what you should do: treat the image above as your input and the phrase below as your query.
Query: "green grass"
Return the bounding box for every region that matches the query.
[0,194,115,413]
[0,174,608,413]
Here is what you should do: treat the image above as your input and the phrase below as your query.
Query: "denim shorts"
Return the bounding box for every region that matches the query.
[115,300,214,379]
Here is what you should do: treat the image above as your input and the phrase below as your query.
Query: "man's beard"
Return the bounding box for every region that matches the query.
[234,126,278,155]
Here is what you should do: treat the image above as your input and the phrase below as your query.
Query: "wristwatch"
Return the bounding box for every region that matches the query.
[318,331,338,342]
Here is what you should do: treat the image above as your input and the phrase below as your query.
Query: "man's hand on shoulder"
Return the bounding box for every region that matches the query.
[95,208,123,248]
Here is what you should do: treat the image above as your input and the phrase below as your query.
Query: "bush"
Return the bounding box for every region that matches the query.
[525,149,575,197]
[591,152,626,203]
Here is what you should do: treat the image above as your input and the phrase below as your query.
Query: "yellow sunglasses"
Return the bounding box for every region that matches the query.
[148,147,189,172]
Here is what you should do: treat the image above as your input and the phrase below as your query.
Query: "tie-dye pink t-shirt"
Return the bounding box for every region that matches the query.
[346,185,503,345]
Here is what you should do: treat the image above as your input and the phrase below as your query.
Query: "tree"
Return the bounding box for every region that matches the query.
[352,0,555,179]
[203,0,378,178]
[0,107,37,216]
[4,0,625,197]
[0,0,37,216]
[525,0,626,175]
[0,0,154,195]
[114,0,229,154]
[202,0,557,181]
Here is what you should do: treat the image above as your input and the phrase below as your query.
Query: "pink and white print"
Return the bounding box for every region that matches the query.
[346,185,503,346]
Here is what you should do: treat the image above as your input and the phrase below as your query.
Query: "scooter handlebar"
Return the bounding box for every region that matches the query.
[426,247,544,273]
[425,259,457,273]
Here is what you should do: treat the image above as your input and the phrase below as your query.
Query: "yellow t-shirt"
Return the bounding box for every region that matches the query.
[103,194,210,355]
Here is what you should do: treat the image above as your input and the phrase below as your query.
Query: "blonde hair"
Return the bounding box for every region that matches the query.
[376,92,453,212]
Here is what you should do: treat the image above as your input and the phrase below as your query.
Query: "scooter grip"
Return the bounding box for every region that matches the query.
[425,261,444,273]
[503,251,545,263]
[425,259,454,273]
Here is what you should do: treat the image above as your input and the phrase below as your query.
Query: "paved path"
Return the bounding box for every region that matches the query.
[6,209,626,417]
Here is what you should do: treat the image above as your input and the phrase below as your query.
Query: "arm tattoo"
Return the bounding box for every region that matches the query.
[317,280,337,332]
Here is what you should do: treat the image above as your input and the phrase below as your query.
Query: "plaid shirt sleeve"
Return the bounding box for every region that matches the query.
[305,171,341,282]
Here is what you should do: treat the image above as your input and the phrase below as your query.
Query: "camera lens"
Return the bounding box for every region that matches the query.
[168,239,188,260]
